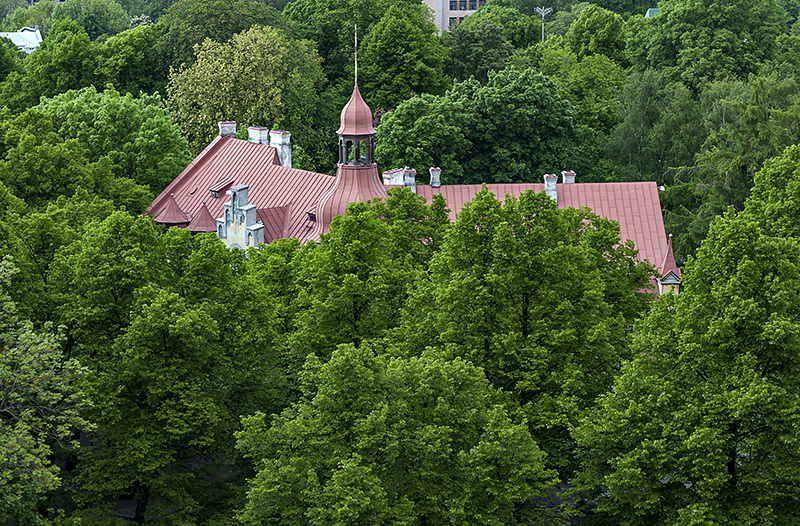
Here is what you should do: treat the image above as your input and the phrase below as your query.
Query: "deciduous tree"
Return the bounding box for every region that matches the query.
[397,187,653,474]
[52,0,130,40]
[237,344,557,525]
[575,206,800,524]
[359,3,448,110]
[166,25,326,164]
[0,258,91,525]
[376,68,579,184]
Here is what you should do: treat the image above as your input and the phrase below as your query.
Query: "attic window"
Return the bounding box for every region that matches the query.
[209,179,234,199]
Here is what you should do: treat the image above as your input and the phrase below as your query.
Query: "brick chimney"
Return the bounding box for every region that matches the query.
[403,166,417,194]
[269,130,292,168]
[561,170,576,184]
[544,174,558,202]
[429,167,441,188]
[218,121,236,137]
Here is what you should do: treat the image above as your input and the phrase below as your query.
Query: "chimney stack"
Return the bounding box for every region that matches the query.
[561,170,576,184]
[429,167,441,188]
[248,126,269,144]
[403,166,417,194]
[218,121,236,137]
[269,130,292,168]
[382,167,404,186]
[544,173,558,202]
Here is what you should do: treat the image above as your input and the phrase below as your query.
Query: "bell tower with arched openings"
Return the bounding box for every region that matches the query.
[336,84,376,165]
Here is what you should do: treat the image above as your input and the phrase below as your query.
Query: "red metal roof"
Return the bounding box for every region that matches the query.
[188,201,217,233]
[258,205,291,243]
[416,182,669,272]
[336,84,376,136]
[149,135,335,243]
[153,193,189,225]
[657,234,681,279]
[149,134,674,292]
[309,163,388,241]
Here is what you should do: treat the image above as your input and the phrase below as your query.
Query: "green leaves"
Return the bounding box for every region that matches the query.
[167,25,326,163]
[376,68,580,184]
[360,3,449,110]
[575,170,800,523]
[0,258,91,525]
[237,344,554,525]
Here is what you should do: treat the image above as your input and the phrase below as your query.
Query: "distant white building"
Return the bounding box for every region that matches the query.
[0,26,43,53]
[423,0,486,34]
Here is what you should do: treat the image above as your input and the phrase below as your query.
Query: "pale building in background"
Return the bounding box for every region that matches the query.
[423,0,486,34]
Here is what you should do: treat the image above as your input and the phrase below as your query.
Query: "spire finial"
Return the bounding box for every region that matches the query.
[355,24,358,85]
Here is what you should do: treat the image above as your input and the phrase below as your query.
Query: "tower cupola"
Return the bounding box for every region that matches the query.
[336,84,376,165]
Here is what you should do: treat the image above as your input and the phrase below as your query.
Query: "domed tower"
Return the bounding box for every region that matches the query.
[336,84,376,165]
[309,84,387,239]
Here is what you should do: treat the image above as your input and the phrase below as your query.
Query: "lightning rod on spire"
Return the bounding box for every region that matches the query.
[355,24,358,85]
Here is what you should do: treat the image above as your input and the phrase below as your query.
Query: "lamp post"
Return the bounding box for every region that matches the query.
[534,6,552,42]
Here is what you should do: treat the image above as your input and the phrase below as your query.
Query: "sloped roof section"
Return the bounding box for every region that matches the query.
[149,136,335,244]
[336,84,376,136]
[0,26,42,53]
[188,201,217,233]
[416,181,668,271]
[309,163,388,241]
[258,205,292,243]
[657,234,681,279]
[153,193,189,226]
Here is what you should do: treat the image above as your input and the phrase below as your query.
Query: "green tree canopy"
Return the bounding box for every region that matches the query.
[576,204,800,523]
[153,0,284,71]
[376,68,580,184]
[237,344,557,525]
[443,19,514,82]
[0,258,91,524]
[359,3,449,110]
[639,0,782,91]
[566,3,626,65]
[0,0,56,36]
[396,187,653,474]
[52,0,130,40]
[37,85,191,192]
[167,25,327,166]
[95,23,166,96]
[0,19,101,112]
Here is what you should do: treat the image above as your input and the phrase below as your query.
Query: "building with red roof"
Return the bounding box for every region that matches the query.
[149,83,680,293]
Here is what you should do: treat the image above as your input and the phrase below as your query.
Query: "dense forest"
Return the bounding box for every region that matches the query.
[3,0,800,524]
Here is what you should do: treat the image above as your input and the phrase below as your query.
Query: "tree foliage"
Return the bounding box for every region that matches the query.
[237,344,557,525]
[638,0,782,91]
[397,187,652,474]
[576,201,800,523]
[376,68,579,184]
[360,3,449,110]
[167,25,327,164]
[0,258,90,525]
[52,0,130,41]
[153,0,284,71]
[566,4,626,66]
[443,19,514,83]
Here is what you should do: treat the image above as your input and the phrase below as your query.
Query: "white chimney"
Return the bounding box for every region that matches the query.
[403,166,417,194]
[429,167,441,188]
[269,130,292,168]
[561,170,576,184]
[218,121,236,137]
[544,174,558,202]
[382,167,404,185]
[248,126,268,143]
